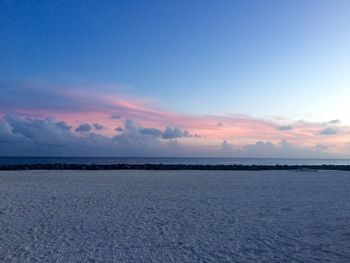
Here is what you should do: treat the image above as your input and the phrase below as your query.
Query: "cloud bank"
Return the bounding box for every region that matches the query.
[0,115,347,158]
[0,81,350,157]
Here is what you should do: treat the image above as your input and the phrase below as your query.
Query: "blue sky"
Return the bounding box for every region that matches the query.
[1,0,350,157]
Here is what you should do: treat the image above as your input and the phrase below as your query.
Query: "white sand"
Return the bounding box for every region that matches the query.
[0,170,349,262]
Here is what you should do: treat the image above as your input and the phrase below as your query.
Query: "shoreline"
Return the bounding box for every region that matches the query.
[1,163,350,171]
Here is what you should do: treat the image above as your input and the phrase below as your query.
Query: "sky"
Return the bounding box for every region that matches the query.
[1,0,350,157]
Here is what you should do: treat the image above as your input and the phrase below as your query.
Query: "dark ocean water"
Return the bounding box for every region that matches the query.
[1,157,350,166]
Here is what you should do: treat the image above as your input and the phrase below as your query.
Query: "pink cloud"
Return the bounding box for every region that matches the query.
[1,85,350,155]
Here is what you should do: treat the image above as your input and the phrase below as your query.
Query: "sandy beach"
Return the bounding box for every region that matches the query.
[1,170,349,262]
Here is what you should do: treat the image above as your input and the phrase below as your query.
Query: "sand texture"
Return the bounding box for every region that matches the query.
[1,170,349,262]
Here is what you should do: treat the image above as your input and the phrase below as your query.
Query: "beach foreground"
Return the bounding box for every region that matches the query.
[0,170,349,262]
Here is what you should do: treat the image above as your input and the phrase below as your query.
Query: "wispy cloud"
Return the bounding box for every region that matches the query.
[328,119,341,124]
[277,125,293,131]
[319,128,338,135]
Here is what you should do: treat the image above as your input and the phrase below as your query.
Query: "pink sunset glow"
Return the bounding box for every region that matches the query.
[1,86,349,156]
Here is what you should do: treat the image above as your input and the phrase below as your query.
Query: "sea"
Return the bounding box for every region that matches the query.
[0,157,350,166]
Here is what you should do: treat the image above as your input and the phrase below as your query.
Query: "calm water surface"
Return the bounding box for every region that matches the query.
[1,157,350,165]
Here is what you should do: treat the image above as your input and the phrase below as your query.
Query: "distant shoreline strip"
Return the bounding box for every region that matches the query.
[1,164,350,171]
